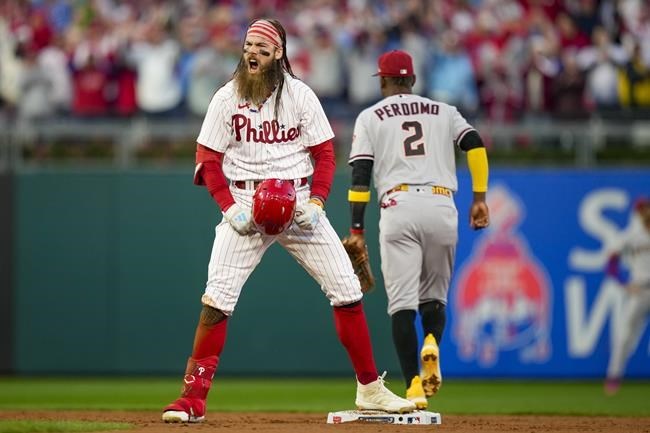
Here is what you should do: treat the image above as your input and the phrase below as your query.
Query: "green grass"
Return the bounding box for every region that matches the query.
[0,377,648,416]
[0,420,131,433]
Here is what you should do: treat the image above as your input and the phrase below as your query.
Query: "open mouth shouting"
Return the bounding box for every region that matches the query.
[248,57,260,73]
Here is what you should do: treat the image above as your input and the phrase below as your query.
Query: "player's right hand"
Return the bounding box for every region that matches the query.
[223,204,254,235]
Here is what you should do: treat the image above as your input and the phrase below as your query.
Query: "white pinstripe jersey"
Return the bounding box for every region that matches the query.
[348,93,475,200]
[197,72,334,181]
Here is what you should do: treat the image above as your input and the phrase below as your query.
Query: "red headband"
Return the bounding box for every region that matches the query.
[246,20,282,48]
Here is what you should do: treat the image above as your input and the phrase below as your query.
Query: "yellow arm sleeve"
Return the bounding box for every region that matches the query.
[467,147,489,193]
[348,189,371,203]
[617,69,630,107]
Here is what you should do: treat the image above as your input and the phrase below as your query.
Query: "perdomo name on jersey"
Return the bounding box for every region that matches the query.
[374,102,439,121]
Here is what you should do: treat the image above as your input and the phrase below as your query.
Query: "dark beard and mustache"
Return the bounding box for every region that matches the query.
[234,59,284,106]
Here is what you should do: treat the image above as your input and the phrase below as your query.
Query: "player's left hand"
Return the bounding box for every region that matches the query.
[470,200,489,230]
[294,198,324,230]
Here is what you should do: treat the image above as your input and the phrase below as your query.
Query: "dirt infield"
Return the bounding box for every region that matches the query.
[2,410,650,433]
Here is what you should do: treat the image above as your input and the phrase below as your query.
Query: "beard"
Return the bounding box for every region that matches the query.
[234,59,283,106]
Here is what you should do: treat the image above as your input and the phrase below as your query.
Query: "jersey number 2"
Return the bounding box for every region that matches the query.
[402,121,425,156]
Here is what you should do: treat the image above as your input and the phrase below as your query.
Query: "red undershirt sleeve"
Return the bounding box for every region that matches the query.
[308,139,336,202]
[194,143,235,212]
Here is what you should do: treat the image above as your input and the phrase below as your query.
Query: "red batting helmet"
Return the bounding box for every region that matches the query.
[252,179,297,235]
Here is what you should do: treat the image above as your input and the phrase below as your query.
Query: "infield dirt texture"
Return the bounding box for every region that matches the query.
[1,410,650,432]
[2,378,649,433]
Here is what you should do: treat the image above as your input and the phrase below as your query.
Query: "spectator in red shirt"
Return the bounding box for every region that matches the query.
[27,9,53,52]
[71,54,110,117]
[556,12,590,50]
[111,48,137,117]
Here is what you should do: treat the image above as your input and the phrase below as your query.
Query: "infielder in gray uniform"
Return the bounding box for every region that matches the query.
[604,197,650,395]
[347,50,490,409]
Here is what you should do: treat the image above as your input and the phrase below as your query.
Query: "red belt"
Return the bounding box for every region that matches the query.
[232,177,308,190]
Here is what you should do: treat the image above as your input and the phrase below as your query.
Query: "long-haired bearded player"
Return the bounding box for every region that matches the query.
[161,18,415,423]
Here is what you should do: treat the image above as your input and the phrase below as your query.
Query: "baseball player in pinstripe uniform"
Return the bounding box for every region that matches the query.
[604,197,650,395]
[346,50,490,409]
[162,19,414,423]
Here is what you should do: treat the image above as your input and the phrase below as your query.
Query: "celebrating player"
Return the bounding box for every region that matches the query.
[603,197,650,395]
[346,50,490,409]
[161,19,415,423]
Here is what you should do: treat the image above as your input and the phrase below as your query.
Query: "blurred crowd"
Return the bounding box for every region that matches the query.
[1,0,649,125]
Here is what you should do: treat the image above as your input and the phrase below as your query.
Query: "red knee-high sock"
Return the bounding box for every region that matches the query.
[174,318,229,401]
[333,302,378,385]
[192,318,228,360]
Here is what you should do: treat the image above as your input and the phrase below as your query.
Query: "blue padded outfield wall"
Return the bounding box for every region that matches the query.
[448,169,649,378]
[8,168,650,378]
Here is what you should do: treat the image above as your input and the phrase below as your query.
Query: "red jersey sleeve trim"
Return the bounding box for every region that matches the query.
[308,139,336,202]
[193,144,235,211]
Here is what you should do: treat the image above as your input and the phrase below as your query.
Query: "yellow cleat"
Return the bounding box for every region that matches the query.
[420,334,442,397]
[406,375,427,410]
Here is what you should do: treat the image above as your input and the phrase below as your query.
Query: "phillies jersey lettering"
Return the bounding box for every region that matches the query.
[349,93,475,200]
[232,116,301,143]
[197,72,333,181]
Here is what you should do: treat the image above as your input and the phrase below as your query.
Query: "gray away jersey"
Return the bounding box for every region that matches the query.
[348,93,475,200]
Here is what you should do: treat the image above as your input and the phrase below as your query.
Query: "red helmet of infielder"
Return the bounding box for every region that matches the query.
[252,179,297,235]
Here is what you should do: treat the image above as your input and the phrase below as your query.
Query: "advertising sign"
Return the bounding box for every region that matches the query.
[446,169,649,378]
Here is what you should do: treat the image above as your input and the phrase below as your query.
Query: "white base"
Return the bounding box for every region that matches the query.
[327,409,441,425]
